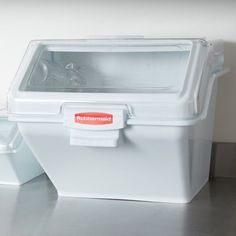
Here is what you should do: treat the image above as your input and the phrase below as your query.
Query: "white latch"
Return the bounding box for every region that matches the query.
[63,103,128,147]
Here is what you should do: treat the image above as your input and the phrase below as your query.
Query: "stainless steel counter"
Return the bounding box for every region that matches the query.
[0,175,236,236]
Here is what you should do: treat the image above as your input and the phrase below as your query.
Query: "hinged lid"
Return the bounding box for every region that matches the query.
[8,38,226,125]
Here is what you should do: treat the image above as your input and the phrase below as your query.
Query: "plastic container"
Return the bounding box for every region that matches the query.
[8,38,228,202]
[0,113,44,185]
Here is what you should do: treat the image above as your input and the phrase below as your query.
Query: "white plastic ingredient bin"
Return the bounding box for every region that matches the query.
[8,38,228,202]
[0,113,44,185]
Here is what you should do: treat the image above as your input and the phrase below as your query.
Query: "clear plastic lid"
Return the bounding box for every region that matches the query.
[19,41,191,94]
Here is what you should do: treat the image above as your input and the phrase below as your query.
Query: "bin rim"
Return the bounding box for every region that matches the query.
[8,68,229,127]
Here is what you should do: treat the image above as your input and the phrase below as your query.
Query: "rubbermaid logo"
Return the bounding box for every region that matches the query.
[74,112,113,125]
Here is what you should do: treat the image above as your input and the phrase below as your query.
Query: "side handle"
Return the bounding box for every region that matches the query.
[199,68,230,121]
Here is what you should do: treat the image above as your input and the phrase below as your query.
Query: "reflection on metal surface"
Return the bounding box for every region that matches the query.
[0,175,236,236]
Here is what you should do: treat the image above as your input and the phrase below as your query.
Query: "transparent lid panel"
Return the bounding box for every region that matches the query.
[20,46,190,93]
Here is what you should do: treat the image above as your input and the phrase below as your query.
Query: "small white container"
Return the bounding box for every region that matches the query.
[8,38,228,202]
[0,115,44,185]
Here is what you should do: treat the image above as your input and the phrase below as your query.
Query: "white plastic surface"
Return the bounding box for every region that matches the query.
[70,129,120,147]
[8,38,227,201]
[16,79,217,202]
[0,117,44,185]
[0,118,18,153]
